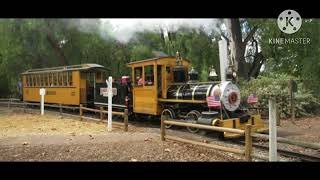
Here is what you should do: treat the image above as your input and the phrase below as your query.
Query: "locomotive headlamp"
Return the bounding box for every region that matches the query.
[210,81,241,112]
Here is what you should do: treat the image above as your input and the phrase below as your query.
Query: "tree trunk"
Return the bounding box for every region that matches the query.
[226,19,246,78]
[225,19,260,79]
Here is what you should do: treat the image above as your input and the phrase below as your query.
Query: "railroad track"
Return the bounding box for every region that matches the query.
[1,100,320,162]
[232,140,320,162]
[252,142,320,162]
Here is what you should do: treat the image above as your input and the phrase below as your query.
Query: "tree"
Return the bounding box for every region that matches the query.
[225,19,264,80]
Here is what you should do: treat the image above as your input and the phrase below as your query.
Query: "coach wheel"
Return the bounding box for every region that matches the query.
[161,108,176,129]
[186,110,200,133]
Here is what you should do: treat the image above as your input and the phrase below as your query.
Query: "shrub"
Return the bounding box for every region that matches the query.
[239,73,320,118]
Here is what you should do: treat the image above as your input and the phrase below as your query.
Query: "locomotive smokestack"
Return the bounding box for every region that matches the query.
[218,37,229,83]
[173,51,187,83]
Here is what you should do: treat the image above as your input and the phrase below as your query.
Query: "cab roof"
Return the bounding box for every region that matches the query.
[127,56,190,66]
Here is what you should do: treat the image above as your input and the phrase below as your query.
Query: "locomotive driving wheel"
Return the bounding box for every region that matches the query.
[161,108,176,129]
[186,110,200,133]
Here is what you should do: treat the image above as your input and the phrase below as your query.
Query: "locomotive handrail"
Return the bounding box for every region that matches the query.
[168,81,221,86]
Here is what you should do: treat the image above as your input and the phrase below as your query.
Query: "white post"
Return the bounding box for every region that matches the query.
[39,88,46,115]
[218,38,229,83]
[269,98,278,161]
[106,76,113,132]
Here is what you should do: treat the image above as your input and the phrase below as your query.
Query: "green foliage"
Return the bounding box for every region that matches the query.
[239,73,320,117]
[258,19,320,96]
[129,44,153,61]
[0,18,320,119]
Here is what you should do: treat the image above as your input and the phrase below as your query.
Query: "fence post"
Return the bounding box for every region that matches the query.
[269,98,278,161]
[100,106,103,122]
[276,103,280,126]
[8,98,11,109]
[23,102,26,113]
[245,124,253,162]
[124,109,128,132]
[289,79,295,122]
[59,104,63,116]
[80,104,83,121]
[161,115,167,141]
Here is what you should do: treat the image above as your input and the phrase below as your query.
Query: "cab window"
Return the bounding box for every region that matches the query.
[134,67,143,86]
[144,65,154,86]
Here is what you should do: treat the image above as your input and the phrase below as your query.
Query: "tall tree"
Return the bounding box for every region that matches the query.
[225,19,264,80]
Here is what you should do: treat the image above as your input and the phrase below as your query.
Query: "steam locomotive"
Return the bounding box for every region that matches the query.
[94,51,267,138]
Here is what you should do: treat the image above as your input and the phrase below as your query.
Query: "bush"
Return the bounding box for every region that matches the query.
[239,73,320,118]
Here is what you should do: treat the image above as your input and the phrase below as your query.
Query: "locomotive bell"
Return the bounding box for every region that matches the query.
[208,66,218,81]
[188,67,199,82]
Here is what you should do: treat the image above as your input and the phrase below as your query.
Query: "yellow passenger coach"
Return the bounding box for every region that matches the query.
[21,64,106,106]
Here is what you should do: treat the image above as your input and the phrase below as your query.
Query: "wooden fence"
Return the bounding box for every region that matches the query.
[79,104,128,132]
[160,115,260,161]
[0,99,128,132]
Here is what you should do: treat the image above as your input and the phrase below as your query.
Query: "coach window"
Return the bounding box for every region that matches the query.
[40,74,44,87]
[144,65,154,86]
[36,74,39,86]
[134,67,143,86]
[39,74,42,86]
[42,74,45,86]
[33,75,36,87]
[58,72,63,86]
[68,72,73,86]
[30,75,33,87]
[34,75,37,86]
[44,74,48,86]
[37,74,41,86]
[96,71,102,83]
[48,73,52,86]
[33,75,36,86]
[47,73,51,86]
[35,75,38,86]
[62,72,67,86]
[25,76,27,87]
[46,74,49,87]
[53,73,57,86]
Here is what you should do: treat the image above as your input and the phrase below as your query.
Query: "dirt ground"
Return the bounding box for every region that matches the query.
[1,107,319,161]
[277,117,320,143]
[0,107,239,161]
